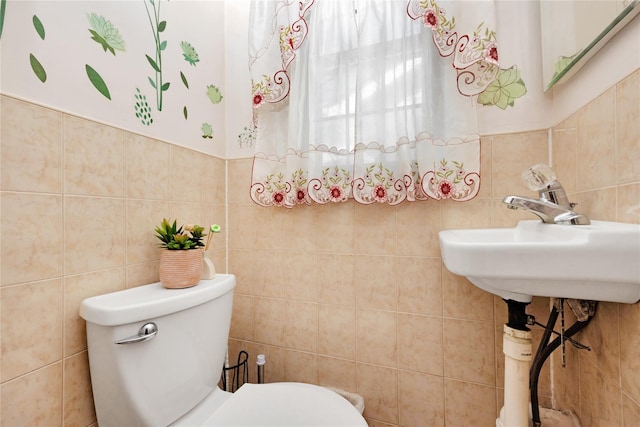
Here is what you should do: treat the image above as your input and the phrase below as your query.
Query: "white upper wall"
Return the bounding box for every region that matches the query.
[1,1,636,159]
[477,0,553,136]
[0,0,227,157]
[550,14,640,125]
[477,1,639,135]
[224,0,254,160]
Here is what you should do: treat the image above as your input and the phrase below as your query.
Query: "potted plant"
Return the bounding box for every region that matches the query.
[155,218,206,289]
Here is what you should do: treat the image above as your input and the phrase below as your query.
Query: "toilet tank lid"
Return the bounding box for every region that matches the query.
[79,274,236,326]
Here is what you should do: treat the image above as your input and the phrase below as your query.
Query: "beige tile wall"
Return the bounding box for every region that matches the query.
[0,67,637,426]
[227,128,551,426]
[0,95,227,426]
[551,68,640,427]
[227,69,640,427]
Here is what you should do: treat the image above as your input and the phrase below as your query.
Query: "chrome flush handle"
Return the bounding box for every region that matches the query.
[115,322,158,345]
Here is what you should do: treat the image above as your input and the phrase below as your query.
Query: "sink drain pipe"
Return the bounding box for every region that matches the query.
[498,299,596,427]
[497,300,533,427]
[529,300,596,427]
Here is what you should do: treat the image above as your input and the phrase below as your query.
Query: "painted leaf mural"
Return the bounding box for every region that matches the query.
[201,122,213,139]
[87,13,126,55]
[146,54,160,72]
[180,41,199,66]
[30,53,46,82]
[134,88,153,126]
[180,71,189,89]
[4,1,237,151]
[29,14,47,82]
[206,85,223,104]
[178,44,194,124]
[144,0,169,111]
[86,64,111,99]
[32,15,45,39]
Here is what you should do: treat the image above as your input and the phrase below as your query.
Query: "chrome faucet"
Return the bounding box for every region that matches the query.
[503,164,590,225]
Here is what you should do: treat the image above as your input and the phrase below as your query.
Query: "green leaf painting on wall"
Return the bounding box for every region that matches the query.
[201,123,213,139]
[179,71,190,124]
[29,15,47,82]
[144,0,170,111]
[178,39,196,123]
[86,64,111,99]
[201,85,223,141]
[7,0,222,144]
[29,14,47,83]
[32,15,45,39]
[206,85,223,104]
[134,88,153,126]
[180,71,189,89]
[146,54,160,72]
[87,13,126,55]
[180,41,199,66]
[30,53,46,82]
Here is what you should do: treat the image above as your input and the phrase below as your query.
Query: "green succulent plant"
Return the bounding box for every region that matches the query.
[155,218,206,250]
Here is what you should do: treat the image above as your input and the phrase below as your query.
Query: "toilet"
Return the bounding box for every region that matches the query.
[79,274,367,427]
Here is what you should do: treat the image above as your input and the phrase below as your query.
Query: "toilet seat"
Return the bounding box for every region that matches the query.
[173,382,368,426]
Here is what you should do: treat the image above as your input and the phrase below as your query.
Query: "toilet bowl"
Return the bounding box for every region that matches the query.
[174,382,365,426]
[79,274,367,427]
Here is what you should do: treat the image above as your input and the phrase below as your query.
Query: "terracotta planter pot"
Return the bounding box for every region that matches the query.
[159,249,203,289]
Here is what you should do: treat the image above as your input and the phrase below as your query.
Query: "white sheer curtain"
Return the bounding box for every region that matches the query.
[248,0,499,207]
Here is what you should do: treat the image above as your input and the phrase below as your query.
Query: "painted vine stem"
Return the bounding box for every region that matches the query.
[144,0,169,111]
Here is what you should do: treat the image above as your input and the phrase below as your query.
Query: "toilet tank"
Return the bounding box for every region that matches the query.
[80,274,236,427]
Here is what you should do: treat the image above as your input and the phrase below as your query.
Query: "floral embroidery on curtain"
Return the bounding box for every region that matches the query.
[406,0,499,96]
[249,0,314,118]
[248,0,504,208]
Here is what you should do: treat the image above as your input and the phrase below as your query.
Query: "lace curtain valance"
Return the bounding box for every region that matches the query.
[248,0,500,208]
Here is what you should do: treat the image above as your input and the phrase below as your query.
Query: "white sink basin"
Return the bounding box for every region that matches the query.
[439,220,640,303]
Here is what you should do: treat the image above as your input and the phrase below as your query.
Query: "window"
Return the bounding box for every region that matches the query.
[248,0,499,207]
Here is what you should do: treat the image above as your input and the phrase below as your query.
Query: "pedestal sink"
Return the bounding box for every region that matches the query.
[439,219,640,427]
[439,220,640,304]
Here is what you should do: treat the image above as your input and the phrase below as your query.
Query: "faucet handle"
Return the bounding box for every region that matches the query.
[522,164,557,191]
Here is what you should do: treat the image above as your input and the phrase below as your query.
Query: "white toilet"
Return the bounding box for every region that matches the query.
[79,274,367,427]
